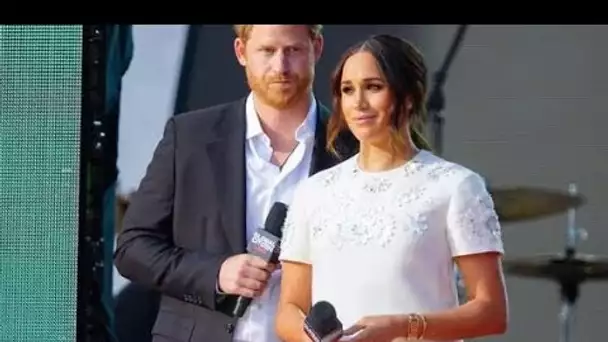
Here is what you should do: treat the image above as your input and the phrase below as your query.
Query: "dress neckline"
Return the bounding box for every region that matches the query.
[351,149,429,177]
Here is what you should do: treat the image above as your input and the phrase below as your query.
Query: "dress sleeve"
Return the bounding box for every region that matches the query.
[446,172,504,257]
[279,181,313,264]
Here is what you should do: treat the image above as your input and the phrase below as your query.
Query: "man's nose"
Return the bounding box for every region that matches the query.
[270,51,290,74]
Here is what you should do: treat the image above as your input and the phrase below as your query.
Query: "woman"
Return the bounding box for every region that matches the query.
[275,34,508,342]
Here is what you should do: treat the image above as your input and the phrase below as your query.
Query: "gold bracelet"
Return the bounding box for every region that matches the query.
[406,313,427,340]
[406,314,419,340]
[418,313,427,340]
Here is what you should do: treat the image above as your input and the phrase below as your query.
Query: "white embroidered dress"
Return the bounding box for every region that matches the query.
[279,150,504,342]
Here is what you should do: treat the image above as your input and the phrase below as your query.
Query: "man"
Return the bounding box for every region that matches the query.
[113,194,160,342]
[114,25,356,342]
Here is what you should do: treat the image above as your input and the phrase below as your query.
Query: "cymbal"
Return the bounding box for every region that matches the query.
[503,254,608,282]
[489,187,585,223]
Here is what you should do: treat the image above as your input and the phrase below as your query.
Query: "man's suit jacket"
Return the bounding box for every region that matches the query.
[114,97,357,342]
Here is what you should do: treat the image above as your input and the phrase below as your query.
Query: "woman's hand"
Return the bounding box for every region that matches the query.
[340,315,403,342]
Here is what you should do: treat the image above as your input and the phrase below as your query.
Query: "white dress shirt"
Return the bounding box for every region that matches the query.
[233,92,318,342]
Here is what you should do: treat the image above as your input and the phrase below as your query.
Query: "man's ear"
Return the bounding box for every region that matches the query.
[312,35,324,62]
[234,38,247,67]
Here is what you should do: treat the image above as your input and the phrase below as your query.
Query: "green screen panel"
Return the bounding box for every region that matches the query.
[0,25,82,342]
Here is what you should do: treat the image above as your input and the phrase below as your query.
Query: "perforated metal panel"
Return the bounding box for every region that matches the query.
[0,25,81,342]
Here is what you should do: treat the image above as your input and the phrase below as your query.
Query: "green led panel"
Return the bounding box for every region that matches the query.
[0,25,82,342]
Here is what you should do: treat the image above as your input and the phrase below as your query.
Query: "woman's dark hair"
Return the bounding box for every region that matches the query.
[327,34,432,157]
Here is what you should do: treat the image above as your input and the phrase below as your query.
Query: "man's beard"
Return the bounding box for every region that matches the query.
[246,69,313,110]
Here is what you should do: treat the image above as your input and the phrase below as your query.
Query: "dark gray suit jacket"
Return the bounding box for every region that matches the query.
[114,97,356,342]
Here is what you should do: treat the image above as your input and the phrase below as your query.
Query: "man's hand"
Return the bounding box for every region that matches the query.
[218,254,277,298]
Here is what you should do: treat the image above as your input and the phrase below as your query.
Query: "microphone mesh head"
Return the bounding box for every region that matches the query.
[264,202,288,237]
[308,301,340,335]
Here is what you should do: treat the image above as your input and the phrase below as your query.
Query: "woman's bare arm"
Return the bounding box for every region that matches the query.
[275,261,313,342]
[391,252,508,340]
[408,173,508,340]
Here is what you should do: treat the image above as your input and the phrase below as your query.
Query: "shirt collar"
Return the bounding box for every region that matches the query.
[245,92,317,142]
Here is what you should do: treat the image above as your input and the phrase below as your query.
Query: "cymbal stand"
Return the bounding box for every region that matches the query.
[559,183,587,342]
[429,25,470,304]
[426,24,468,156]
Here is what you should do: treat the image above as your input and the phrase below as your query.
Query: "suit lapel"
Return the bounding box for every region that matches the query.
[204,98,355,253]
[310,101,358,175]
[205,99,247,253]
[309,102,332,175]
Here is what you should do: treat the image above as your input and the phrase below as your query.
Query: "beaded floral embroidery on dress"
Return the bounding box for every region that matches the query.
[281,150,504,255]
[307,152,442,249]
